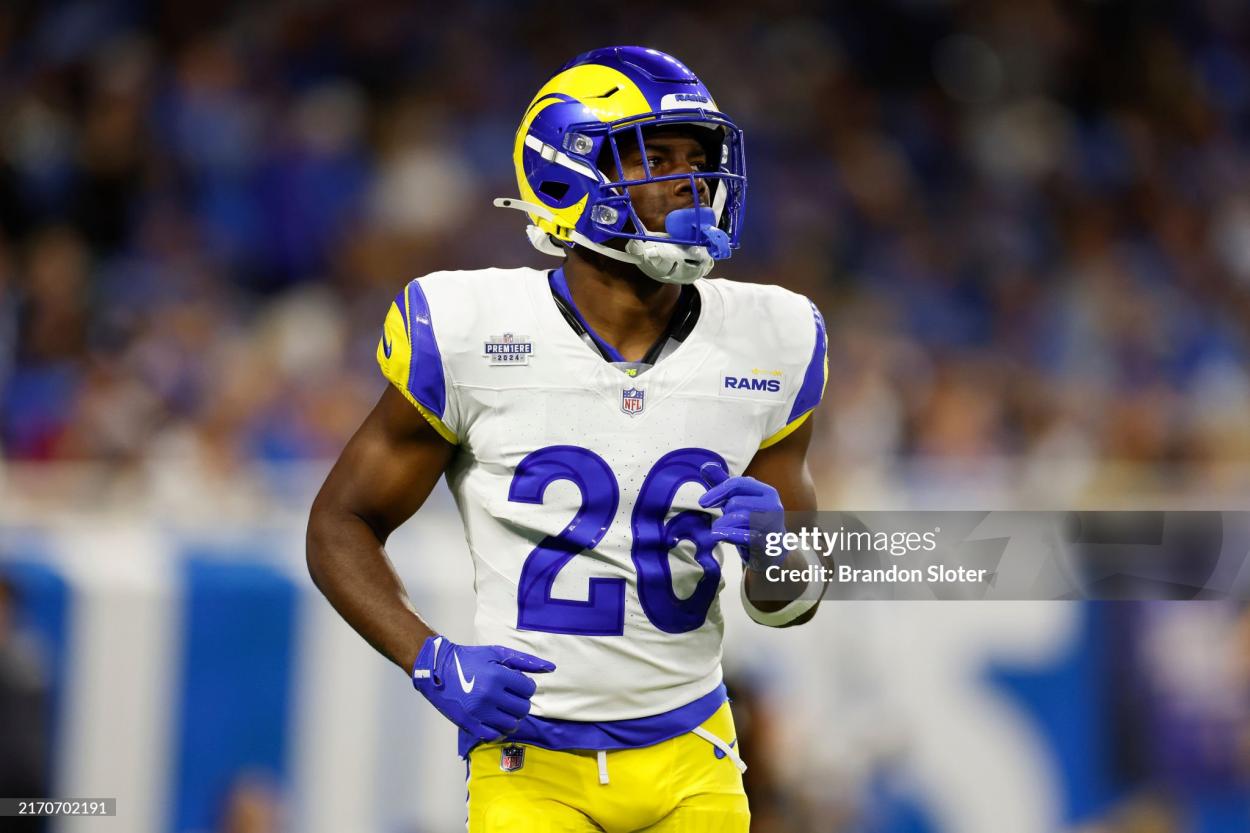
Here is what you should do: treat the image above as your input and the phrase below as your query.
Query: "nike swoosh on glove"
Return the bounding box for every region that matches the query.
[411,635,555,743]
[698,463,787,572]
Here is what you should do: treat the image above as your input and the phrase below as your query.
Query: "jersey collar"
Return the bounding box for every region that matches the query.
[548,268,700,371]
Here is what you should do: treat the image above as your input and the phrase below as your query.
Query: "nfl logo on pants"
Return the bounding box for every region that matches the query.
[621,387,645,415]
[500,744,525,772]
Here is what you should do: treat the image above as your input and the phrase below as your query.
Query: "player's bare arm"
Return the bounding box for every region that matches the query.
[309,384,555,744]
[741,416,820,626]
[306,385,454,673]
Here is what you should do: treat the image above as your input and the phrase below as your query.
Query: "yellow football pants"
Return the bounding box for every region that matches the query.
[465,702,750,832]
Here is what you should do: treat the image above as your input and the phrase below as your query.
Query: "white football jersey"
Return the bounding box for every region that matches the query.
[377,266,826,722]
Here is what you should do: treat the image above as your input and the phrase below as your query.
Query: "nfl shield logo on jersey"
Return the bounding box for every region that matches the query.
[500,744,525,772]
[621,387,645,415]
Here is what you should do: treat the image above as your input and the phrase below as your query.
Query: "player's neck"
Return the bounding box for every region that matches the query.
[562,247,683,362]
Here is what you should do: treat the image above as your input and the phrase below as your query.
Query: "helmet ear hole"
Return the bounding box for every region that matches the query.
[538,180,570,200]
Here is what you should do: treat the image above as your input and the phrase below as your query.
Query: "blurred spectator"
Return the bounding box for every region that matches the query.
[730,673,809,833]
[1074,793,1185,833]
[0,575,51,833]
[213,772,284,833]
[1112,603,1250,791]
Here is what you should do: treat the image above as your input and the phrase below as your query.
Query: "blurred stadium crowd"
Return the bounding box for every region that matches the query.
[3,0,1250,506]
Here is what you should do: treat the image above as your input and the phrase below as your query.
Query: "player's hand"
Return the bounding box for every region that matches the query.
[411,635,555,743]
[698,463,786,571]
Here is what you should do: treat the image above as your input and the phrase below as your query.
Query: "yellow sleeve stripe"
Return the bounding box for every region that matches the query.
[388,379,460,445]
[759,408,812,450]
[760,328,827,451]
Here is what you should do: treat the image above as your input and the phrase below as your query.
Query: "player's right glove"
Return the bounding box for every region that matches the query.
[411,635,555,743]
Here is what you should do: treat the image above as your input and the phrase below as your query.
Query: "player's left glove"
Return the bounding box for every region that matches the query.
[699,463,787,571]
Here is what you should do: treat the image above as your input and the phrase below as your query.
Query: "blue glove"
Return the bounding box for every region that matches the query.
[411,635,555,743]
[698,463,787,571]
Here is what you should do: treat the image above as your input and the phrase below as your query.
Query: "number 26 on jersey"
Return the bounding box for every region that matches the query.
[509,445,725,636]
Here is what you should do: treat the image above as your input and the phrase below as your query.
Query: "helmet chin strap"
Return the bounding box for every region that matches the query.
[623,237,713,284]
[494,198,714,285]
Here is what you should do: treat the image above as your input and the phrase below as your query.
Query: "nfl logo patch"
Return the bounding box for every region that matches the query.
[621,387,645,416]
[483,332,533,365]
[500,744,525,772]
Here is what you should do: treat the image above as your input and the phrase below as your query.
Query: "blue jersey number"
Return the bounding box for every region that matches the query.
[509,445,726,636]
[509,446,623,635]
[632,448,724,633]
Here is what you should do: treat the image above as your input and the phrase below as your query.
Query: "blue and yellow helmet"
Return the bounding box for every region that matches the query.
[496,46,747,280]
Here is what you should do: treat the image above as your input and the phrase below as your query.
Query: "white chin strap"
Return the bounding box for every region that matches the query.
[494,198,714,285]
[624,237,714,285]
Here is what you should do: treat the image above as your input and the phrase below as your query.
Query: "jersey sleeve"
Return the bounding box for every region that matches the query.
[376,276,461,444]
[760,297,828,449]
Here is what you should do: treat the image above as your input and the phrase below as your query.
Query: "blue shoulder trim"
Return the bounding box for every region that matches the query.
[458,683,727,757]
[788,300,827,423]
[403,280,447,419]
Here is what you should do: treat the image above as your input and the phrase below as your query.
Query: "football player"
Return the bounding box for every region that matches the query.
[307,46,827,832]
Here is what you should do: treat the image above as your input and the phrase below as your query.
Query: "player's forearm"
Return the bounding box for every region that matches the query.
[306,506,435,674]
[742,549,820,627]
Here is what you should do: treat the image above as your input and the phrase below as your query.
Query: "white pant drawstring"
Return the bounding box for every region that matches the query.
[691,726,748,774]
[597,749,609,785]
